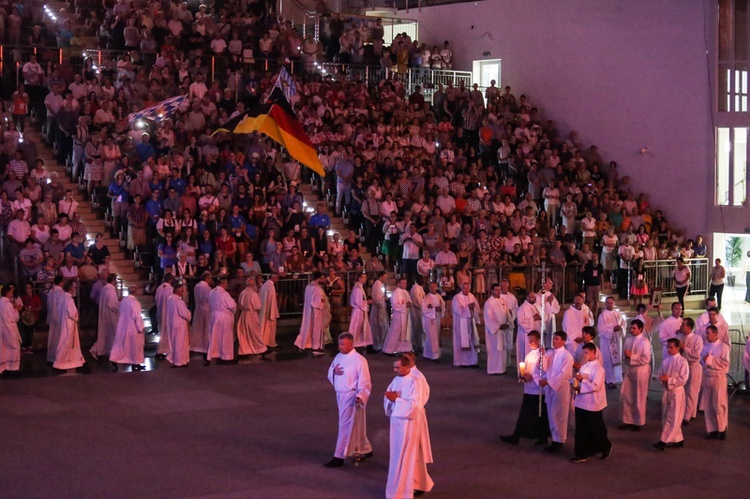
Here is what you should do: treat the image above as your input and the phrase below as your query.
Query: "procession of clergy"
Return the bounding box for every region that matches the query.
[0,269,743,497]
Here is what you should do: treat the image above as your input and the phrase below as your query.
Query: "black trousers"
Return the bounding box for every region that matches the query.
[514,394,550,440]
[675,285,687,309]
[574,407,611,458]
[709,283,724,309]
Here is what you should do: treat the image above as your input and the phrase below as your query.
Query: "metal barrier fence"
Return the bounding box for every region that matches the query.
[640,258,709,298]
[728,328,748,395]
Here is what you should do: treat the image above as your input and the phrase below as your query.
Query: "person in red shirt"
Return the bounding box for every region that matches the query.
[215,226,237,267]
[20,282,42,354]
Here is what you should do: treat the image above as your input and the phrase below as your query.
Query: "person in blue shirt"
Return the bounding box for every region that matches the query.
[136,133,156,163]
[167,168,187,194]
[228,204,247,260]
[64,232,86,265]
[158,232,178,274]
[309,203,331,229]
[145,189,163,243]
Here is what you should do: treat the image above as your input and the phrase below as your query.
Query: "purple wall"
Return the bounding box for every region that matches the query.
[408,0,714,237]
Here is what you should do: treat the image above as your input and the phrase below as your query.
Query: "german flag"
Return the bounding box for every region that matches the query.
[216,88,325,177]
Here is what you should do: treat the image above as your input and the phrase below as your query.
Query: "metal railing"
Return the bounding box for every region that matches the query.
[728,328,749,395]
[640,258,709,298]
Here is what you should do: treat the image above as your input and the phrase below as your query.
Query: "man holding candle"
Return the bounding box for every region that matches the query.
[570,342,613,463]
[516,291,542,368]
[500,330,550,445]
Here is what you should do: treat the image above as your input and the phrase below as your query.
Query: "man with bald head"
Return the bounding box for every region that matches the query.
[110,285,146,372]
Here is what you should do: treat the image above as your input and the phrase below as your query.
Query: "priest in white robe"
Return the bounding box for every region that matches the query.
[53,281,85,370]
[166,285,192,366]
[654,338,689,450]
[324,333,372,467]
[451,281,480,367]
[696,305,730,345]
[538,279,560,346]
[620,319,652,430]
[45,277,65,363]
[369,272,389,351]
[90,274,119,359]
[421,282,444,361]
[597,296,626,386]
[516,292,542,366]
[0,285,22,373]
[109,286,146,371]
[677,317,703,424]
[348,272,372,349]
[155,274,174,357]
[561,294,593,355]
[259,274,280,348]
[701,325,730,440]
[384,355,430,499]
[190,273,213,354]
[658,302,684,359]
[632,303,661,380]
[483,283,512,374]
[207,277,237,362]
[383,277,413,355]
[541,331,574,453]
[499,280,519,366]
[404,353,434,495]
[410,279,426,352]
[237,279,266,356]
[295,272,328,356]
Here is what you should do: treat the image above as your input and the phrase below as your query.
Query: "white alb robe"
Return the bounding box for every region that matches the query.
[190,280,212,353]
[259,280,280,348]
[500,291,519,366]
[421,292,444,361]
[369,281,389,351]
[109,296,145,365]
[658,315,683,359]
[679,332,703,421]
[53,293,84,370]
[516,300,542,365]
[411,366,434,493]
[597,308,626,384]
[538,290,560,346]
[383,288,413,354]
[701,340,730,433]
[543,346,574,443]
[327,349,372,458]
[348,282,372,347]
[155,282,173,355]
[561,304,594,355]
[45,285,64,362]
[237,287,266,355]
[295,282,327,350]
[207,286,237,361]
[483,296,512,374]
[410,284,425,351]
[0,296,21,372]
[658,353,689,443]
[91,283,119,357]
[384,372,430,499]
[166,294,192,366]
[695,311,730,344]
[451,292,480,366]
[620,333,652,426]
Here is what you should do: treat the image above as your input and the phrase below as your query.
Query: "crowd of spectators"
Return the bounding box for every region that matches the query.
[0,2,708,321]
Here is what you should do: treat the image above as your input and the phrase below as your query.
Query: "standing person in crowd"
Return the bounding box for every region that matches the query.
[701,325,730,440]
[658,302,683,359]
[500,330,550,446]
[46,275,65,364]
[451,281,480,368]
[236,279,265,357]
[369,271,389,352]
[483,283,512,375]
[166,284,192,367]
[109,285,146,372]
[384,354,431,499]
[597,296,626,389]
[259,273,280,349]
[619,319,652,431]
[348,272,372,350]
[190,272,213,355]
[677,318,703,428]
[90,274,119,360]
[672,257,691,310]
[695,298,729,344]
[0,284,22,374]
[410,277,426,353]
[155,273,174,357]
[654,338,689,450]
[295,272,329,357]
[540,331,574,453]
[561,294,593,355]
[708,258,725,310]
[516,291,542,363]
[421,281,444,362]
[570,342,613,463]
[583,253,603,316]
[384,277,413,355]
[19,282,42,354]
[206,277,237,365]
[325,332,373,468]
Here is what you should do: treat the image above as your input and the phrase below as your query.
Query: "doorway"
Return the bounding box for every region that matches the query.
[472,59,502,102]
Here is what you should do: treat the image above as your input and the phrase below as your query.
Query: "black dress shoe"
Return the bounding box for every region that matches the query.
[155,353,167,360]
[414,491,425,497]
[681,420,690,426]
[132,364,146,371]
[534,438,549,446]
[601,443,613,460]
[652,441,667,451]
[630,425,641,432]
[718,431,727,441]
[500,435,519,445]
[544,442,562,453]
[666,440,684,449]
[324,457,344,468]
[110,362,118,372]
[705,431,719,440]
[617,424,632,431]
[359,451,374,460]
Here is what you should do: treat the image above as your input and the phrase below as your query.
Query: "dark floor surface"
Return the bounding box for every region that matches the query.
[1,331,750,499]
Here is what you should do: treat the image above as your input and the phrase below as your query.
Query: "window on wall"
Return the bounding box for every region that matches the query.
[719,0,749,111]
[716,126,748,205]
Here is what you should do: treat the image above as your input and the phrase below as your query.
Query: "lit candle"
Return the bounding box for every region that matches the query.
[518,362,526,377]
